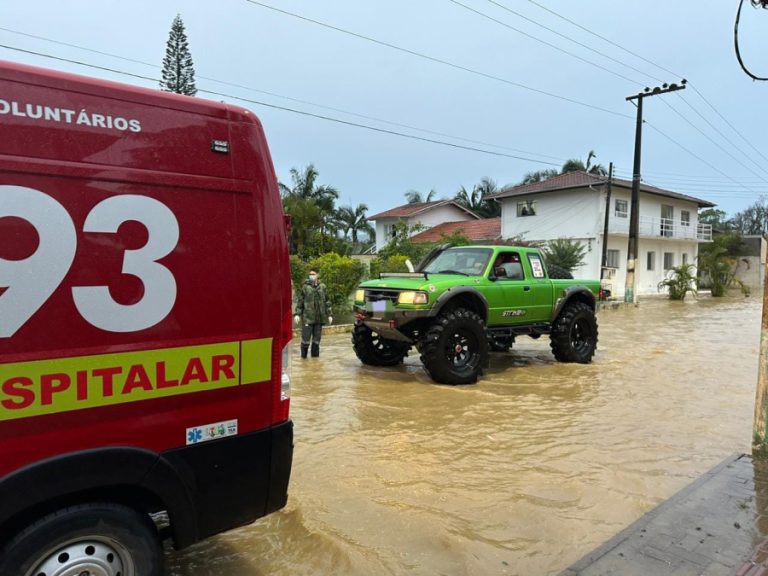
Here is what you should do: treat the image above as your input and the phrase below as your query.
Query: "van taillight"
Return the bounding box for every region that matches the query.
[273,309,293,423]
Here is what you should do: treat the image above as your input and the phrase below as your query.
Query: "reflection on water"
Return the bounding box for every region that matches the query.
[167,295,761,575]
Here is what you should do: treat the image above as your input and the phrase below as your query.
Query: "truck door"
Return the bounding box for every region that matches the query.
[487,250,532,325]
[524,252,552,323]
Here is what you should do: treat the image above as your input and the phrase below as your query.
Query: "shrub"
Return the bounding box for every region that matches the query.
[541,238,587,273]
[369,255,411,279]
[657,264,697,300]
[309,252,366,312]
[289,255,311,297]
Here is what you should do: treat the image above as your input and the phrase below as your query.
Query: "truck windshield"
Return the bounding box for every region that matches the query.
[423,248,493,277]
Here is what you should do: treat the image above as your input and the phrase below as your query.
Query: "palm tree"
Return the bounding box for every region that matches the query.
[454,177,501,217]
[279,164,340,255]
[520,168,559,184]
[561,151,607,176]
[404,189,437,204]
[336,203,374,243]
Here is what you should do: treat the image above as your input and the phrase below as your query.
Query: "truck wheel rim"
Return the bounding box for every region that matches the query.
[449,332,474,367]
[570,318,592,352]
[26,537,133,576]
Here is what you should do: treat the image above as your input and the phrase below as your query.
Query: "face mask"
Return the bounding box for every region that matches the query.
[309,275,317,281]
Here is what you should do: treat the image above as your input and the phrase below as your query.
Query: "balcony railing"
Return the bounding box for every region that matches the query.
[609,216,712,242]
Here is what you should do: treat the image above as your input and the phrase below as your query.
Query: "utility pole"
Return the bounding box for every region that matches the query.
[601,163,614,288]
[753,247,768,456]
[624,80,687,303]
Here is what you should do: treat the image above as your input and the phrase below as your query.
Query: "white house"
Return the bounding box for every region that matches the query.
[367,200,479,252]
[488,171,715,298]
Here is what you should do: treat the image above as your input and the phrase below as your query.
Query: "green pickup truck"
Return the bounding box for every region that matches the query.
[352,245,601,384]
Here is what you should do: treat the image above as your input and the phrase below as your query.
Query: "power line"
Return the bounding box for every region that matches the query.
[0,44,565,167]
[658,98,768,183]
[520,0,768,181]
[481,0,664,84]
[734,0,768,81]
[688,84,768,165]
[242,0,632,119]
[675,92,768,177]
[524,0,682,79]
[447,0,641,85]
[0,27,566,162]
[644,120,759,195]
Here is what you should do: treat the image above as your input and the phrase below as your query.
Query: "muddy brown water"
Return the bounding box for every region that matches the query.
[167,296,761,576]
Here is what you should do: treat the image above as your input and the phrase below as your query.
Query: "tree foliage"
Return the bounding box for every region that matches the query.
[541,238,587,273]
[728,196,768,235]
[453,177,501,217]
[520,150,607,185]
[376,220,430,262]
[697,232,750,297]
[280,164,342,257]
[404,189,437,204]
[308,252,366,312]
[335,204,374,244]
[160,14,197,96]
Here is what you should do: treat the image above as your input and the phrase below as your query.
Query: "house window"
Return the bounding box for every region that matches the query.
[517,201,536,217]
[663,252,674,270]
[605,249,620,268]
[384,223,395,240]
[682,253,688,265]
[681,210,690,226]
[647,251,655,271]
[614,199,628,218]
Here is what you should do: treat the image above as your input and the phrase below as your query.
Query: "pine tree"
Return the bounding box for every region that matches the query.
[160,14,197,96]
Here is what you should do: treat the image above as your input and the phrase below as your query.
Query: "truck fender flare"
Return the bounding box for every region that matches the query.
[430,287,489,321]
[0,447,199,548]
[551,286,596,321]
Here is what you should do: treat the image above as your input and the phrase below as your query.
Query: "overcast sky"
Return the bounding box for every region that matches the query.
[1,1,766,218]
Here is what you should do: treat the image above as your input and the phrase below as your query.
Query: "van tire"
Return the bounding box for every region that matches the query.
[352,321,409,366]
[420,308,488,384]
[550,302,598,363]
[0,502,162,576]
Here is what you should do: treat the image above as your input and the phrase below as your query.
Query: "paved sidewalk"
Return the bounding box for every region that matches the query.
[561,454,768,576]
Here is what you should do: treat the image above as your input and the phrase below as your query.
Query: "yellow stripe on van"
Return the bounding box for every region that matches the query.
[0,339,272,422]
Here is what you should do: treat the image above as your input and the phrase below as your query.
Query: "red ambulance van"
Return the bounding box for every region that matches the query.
[0,60,293,575]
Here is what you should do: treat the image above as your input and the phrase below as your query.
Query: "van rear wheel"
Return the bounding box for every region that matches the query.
[0,502,162,576]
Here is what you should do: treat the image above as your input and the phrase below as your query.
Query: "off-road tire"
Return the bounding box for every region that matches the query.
[547,264,574,279]
[420,307,488,384]
[352,321,409,366]
[550,301,598,363]
[0,502,162,576]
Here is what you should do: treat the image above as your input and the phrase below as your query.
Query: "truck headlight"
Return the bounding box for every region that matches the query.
[398,291,428,305]
[355,289,365,302]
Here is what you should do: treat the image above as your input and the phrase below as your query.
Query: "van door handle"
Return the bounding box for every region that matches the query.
[523,285,531,292]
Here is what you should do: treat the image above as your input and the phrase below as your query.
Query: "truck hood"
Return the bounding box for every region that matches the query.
[359,274,470,292]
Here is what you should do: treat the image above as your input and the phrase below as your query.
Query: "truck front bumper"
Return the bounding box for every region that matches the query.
[353,304,431,343]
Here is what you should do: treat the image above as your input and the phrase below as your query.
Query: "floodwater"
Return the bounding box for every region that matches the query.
[167,295,762,576]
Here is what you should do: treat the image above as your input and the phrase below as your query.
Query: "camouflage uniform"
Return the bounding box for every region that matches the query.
[296,279,332,357]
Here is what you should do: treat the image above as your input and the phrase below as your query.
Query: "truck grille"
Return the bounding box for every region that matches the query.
[365,289,400,304]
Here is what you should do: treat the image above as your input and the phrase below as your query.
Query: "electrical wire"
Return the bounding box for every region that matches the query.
[0,27,567,162]
[242,0,632,119]
[481,0,664,84]
[0,44,565,167]
[734,0,768,81]
[520,1,768,179]
[658,98,768,182]
[446,0,641,86]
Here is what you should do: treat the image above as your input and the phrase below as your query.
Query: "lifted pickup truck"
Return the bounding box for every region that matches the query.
[352,245,600,384]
